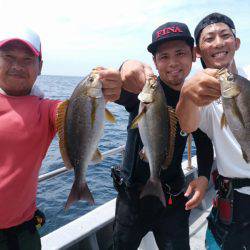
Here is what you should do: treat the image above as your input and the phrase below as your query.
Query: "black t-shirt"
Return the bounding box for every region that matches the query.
[116,78,214,191]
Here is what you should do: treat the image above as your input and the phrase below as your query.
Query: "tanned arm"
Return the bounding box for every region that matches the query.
[176,68,221,133]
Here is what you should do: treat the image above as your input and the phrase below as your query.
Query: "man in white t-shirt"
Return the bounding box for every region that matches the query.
[176,13,250,249]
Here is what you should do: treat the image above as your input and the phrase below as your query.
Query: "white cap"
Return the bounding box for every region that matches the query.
[0,24,41,58]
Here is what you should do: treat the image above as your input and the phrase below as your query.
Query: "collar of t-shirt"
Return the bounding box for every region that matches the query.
[158,77,180,108]
[0,85,44,98]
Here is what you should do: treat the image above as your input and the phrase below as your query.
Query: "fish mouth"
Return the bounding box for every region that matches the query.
[138,92,154,103]
[87,87,103,98]
[221,86,240,98]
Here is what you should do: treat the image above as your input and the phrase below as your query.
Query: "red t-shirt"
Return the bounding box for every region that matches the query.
[0,93,61,229]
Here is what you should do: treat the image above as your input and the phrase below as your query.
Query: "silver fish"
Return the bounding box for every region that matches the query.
[131,76,177,206]
[217,68,250,163]
[56,69,115,209]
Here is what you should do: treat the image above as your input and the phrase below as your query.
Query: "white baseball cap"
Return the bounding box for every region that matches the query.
[0,24,41,58]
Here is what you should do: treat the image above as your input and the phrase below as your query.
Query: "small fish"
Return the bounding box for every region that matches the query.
[217,68,250,163]
[131,76,177,206]
[56,68,115,209]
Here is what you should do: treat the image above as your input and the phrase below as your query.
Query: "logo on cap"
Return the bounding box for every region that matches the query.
[156,26,183,39]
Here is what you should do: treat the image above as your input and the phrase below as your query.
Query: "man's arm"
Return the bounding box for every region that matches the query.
[98,68,122,102]
[115,60,154,111]
[193,129,214,181]
[176,88,201,133]
[176,69,221,133]
[115,88,139,112]
[120,60,154,94]
[184,129,214,210]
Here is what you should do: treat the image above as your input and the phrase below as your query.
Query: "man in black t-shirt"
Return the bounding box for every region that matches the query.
[112,22,214,250]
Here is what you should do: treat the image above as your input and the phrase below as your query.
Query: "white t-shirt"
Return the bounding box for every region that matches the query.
[199,68,250,194]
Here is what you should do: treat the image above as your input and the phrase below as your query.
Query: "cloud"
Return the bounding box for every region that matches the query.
[0,0,249,76]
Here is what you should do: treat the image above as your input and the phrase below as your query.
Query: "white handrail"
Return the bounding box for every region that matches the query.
[39,145,125,183]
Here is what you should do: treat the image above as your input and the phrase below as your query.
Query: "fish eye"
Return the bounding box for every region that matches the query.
[151,83,157,89]
[89,76,94,82]
[227,75,234,81]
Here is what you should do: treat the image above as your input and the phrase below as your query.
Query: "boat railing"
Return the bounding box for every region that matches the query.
[40,145,210,250]
[38,145,125,182]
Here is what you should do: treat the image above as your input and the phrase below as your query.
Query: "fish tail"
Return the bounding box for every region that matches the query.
[140,178,166,207]
[65,181,95,210]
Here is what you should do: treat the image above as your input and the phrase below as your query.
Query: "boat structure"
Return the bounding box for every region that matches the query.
[40,145,215,250]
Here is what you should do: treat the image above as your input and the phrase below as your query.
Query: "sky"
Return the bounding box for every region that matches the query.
[1,0,250,77]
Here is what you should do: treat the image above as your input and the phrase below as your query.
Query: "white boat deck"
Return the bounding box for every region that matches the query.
[189,186,214,249]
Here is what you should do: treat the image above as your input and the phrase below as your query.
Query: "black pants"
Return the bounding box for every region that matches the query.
[0,220,41,250]
[208,190,250,250]
[113,188,190,250]
[223,223,250,250]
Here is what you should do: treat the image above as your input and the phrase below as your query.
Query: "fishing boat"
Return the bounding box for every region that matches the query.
[40,144,215,250]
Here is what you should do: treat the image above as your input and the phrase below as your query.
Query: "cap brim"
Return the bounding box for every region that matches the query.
[0,38,40,57]
[147,36,194,54]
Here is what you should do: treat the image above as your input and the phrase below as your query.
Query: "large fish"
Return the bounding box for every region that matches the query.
[131,76,177,207]
[56,69,115,209]
[217,68,250,163]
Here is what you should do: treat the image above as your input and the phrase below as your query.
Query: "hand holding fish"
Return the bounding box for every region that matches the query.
[120,60,154,94]
[184,176,208,210]
[97,67,122,102]
[181,68,221,106]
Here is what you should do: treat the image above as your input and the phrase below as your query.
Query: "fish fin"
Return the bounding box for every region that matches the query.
[65,181,95,210]
[91,98,98,128]
[242,149,249,163]
[220,112,228,129]
[56,100,73,170]
[139,148,148,162]
[140,178,166,207]
[130,105,147,129]
[163,106,178,169]
[105,108,116,123]
[91,148,103,164]
[55,100,69,133]
[231,97,245,127]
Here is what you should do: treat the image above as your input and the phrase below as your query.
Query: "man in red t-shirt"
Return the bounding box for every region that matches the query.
[0,24,122,250]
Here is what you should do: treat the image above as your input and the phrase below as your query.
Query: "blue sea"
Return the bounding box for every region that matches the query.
[35,75,193,237]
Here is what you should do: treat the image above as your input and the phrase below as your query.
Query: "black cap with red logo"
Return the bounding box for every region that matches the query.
[147,22,194,54]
